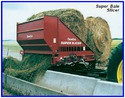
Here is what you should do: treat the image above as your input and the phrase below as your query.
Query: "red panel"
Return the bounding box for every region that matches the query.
[17,19,44,33]
[21,44,48,46]
[24,50,52,54]
[18,30,44,41]
[44,16,58,53]
[58,20,85,47]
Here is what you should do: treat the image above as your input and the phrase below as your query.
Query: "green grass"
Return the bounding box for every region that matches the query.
[111,40,122,52]
[3,41,22,52]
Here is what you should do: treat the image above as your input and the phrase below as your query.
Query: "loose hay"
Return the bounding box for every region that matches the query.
[4,54,51,82]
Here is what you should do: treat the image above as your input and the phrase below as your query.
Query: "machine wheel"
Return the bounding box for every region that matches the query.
[106,42,122,83]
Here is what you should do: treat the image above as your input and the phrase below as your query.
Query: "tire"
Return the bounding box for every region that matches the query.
[106,42,122,83]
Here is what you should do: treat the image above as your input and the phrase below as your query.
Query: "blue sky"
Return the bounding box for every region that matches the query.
[2,2,123,40]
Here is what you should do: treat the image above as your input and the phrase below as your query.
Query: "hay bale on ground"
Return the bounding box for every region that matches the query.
[27,8,87,42]
[85,17,112,67]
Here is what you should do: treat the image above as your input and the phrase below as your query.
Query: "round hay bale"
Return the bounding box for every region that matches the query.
[85,17,112,67]
[27,8,87,42]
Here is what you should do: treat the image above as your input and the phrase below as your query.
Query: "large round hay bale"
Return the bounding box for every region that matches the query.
[85,17,112,67]
[27,8,87,42]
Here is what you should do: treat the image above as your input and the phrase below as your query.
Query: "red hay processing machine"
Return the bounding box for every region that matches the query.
[17,16,95,69]
[17,16,122,83]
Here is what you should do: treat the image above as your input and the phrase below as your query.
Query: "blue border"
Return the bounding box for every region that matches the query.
[1,1,124,97]
[122,1,124,97]
[1,0,4,97]
[1,1,124,2]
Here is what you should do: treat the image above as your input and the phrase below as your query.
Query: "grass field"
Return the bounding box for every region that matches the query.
[3,40,22,52]
[3,40,22,60]
[111,40,122,52]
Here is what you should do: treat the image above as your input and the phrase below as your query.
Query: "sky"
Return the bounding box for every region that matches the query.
[2,2,123,40]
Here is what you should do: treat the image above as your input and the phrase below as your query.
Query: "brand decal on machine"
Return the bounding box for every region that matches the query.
[67,37,76,41]
[27,35,33,38]
[61,37,81,45]
[61,42,82,45]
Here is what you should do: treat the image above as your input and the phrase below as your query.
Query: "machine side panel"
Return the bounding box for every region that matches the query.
[58,20,85,47]
[17,30,44,41]
[17,17,52,54]
[44,16,58,54]
[17,19,44,33]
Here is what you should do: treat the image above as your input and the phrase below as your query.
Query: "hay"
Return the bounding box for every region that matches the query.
[4,54,51,82]
[27,8,87,42]
[85,17,112,66]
